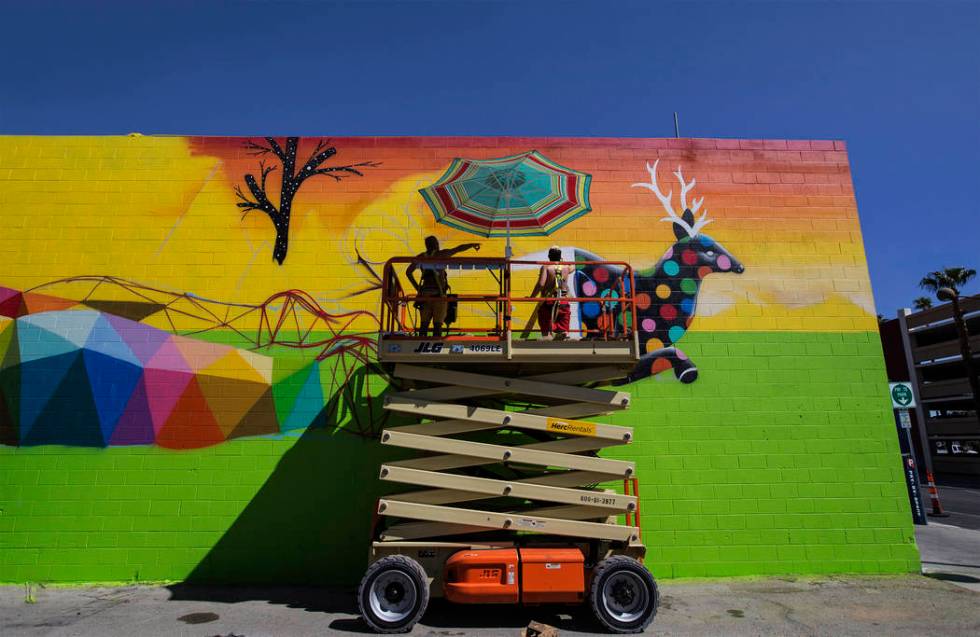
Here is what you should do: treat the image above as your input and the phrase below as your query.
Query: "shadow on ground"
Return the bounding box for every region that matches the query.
[167,366,413,611]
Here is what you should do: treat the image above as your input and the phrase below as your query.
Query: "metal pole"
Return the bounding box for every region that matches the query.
[673,112,680,138]
[897,308,946,515]
[949,294,980,428]
[897,309,935,475]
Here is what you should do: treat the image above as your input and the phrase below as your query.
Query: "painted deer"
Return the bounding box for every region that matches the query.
[574,160,744,385]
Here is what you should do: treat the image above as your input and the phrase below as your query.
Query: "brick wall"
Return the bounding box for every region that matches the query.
[0,136,918,584]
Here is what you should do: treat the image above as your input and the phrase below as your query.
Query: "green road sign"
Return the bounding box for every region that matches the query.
[889,382,916,409]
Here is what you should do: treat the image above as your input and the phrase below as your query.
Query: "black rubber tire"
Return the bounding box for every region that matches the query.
[357,555,430,633]
[588,555,659,633]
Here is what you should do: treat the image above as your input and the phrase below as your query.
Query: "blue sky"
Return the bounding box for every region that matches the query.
[1,0,977,313]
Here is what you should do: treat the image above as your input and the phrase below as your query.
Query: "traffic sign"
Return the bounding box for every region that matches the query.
[898,409,912,429]
[889,382,916,408]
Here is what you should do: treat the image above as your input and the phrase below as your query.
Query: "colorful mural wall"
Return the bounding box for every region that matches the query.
[0,135,917,584]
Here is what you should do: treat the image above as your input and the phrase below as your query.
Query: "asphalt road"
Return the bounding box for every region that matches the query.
[936,475,980,530]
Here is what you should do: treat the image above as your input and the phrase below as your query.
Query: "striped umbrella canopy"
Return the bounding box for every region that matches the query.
[419,151,591,255]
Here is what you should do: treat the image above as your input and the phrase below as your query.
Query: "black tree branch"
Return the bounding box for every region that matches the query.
[308,161,382,181]
[236,136,378,265]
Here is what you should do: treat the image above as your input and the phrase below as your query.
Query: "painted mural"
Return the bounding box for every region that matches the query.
[0,278,384,448]
[235,137,379,265]
[0,145,754,448]
[0,135,917,584]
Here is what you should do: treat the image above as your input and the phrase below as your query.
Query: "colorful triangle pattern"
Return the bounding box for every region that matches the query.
[0,303,295,450]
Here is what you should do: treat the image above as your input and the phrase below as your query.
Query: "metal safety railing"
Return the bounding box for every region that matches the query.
[379,256,638,340]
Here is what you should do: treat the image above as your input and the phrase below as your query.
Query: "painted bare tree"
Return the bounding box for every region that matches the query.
[235,137,379,265]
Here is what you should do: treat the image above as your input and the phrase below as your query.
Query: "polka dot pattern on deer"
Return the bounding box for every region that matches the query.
[680,297,695,314]
[651,358,672,375]
[600,289,619,310]
[663,260,680,276]
[641,318,656,332]
[669,325,686,342]
[582,281,596,296]
[582,302,600,318]
[717,255,731,271]
[655,284,671,299]
[680,278,697,294]
[660,304,677,321]
[645,337,664,353]
[635,292,651,310]
[698,266,712,279]
[682,249,698,265]
[593,267,609,283]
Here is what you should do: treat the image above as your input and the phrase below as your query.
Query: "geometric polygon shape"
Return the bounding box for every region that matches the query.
[20,291,80,316]
[146,338,193,374]
[155,376,225,449]
[142,367,195,436]
[106,314,169,364]
[196,372,270,437]
[17,350,81,439]
[0,316,14,364]
[18,310,100,352]
[275,363,324,431]
[237,348,274,385]
[201,349,270,385]
[0,380,15,446]
[0,318,19,445]
[84,314,141,367]
[82,349,143,443]
[109,376,156,445]
[81,299,166,322]
[16,317,82,364]
[20,352,104,447]
[227,388,279,440]
[171,335,232,371]
[0,287,24,318]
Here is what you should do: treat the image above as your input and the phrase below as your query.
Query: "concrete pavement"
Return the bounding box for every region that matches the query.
[4,517,980,635]
[916,522,980,592]
[3,573,980,636]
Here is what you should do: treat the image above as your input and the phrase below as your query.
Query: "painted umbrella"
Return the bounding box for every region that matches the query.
[419,151,592,256]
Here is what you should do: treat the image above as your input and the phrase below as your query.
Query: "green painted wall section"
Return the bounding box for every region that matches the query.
[0,331,919,584]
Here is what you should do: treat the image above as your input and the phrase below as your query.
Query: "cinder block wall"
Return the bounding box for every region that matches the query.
[0,136,918,584]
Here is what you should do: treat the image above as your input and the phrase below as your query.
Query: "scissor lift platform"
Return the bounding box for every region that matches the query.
[358,256,656,634]
[379,335,638,366]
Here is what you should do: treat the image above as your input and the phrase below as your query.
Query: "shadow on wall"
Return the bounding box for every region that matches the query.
[169,365,412,600]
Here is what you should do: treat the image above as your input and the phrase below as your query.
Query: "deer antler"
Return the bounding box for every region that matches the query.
[673,167,703,214]
[631,159,675,218]
[632,160,713,237]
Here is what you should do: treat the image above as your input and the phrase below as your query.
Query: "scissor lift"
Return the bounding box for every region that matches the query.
[357,256,658,634]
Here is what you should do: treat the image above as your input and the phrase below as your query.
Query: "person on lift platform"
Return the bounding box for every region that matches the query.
[406,235,480,337]
[529,246,571,340]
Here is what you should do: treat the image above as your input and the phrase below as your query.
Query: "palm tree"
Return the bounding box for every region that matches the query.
[919,267,977,297]
[913,296,933,311]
